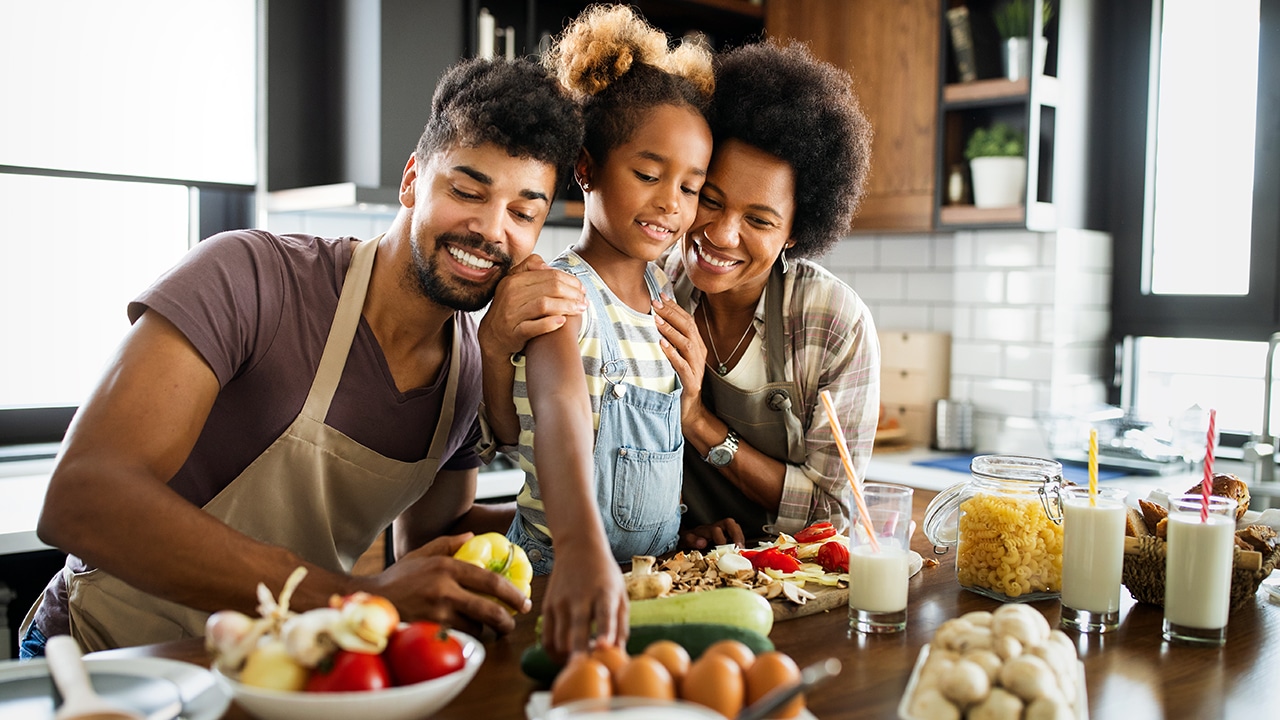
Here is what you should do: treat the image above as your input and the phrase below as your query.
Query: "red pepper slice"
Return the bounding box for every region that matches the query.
[794,521,837,544]
[746,546,803,573]
[816,541,850,573]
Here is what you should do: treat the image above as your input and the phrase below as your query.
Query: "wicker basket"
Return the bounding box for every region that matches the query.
[1121,535,1280,612]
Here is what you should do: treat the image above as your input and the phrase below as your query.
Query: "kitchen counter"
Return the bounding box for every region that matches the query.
[1,448,1267,558]
[867,446,1257,506]
[96,487,1280,719]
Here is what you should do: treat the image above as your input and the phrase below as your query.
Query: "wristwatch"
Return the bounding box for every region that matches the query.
[704,429,740,468]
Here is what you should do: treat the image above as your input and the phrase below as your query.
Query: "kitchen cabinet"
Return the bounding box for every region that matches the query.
[878,330,951,447]
[935,0,1096,231]
[766,0,941,232]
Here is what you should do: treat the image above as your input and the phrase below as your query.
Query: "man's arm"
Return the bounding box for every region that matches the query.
[391,468,515,556]
[38,311,525,637]
[38,311,364,615]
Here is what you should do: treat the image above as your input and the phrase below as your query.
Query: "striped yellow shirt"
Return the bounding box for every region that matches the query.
[512,251,676,537]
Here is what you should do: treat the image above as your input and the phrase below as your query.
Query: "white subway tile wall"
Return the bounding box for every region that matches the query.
[818,229,1112,453]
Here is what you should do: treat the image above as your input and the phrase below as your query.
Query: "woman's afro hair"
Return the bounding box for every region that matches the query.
[543,4,714,164]
[712,40,873,257]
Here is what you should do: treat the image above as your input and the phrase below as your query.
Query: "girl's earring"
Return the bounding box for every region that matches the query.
[779,248,790,274]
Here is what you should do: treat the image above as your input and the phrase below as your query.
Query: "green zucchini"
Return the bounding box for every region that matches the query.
[518,622,775,686]
[630,587,774,637]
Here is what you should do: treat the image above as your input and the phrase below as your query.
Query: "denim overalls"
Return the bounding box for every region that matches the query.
[507,257,684,575]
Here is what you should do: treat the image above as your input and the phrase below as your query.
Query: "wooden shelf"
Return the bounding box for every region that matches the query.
[939,204,1025,226]
[943,77,1030,105]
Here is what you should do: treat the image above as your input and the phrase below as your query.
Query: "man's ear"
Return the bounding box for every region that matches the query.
[573,149,594,192]
[399,154,419,208]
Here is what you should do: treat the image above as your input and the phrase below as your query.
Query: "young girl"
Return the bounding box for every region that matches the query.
[494,4,714,654]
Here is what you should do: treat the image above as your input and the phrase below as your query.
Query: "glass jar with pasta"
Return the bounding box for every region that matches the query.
[922,455,1065,602]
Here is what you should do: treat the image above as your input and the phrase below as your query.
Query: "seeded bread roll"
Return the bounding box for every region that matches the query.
[1186,473,1250,521]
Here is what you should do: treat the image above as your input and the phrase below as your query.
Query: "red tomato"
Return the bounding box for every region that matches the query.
[305,650,391,693]
[816,541,850,573]
[794,521,837,543]
[385,622,466,686]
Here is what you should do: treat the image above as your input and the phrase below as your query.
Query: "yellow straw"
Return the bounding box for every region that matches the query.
[820,390,880,553]
[1088,428,1098,506]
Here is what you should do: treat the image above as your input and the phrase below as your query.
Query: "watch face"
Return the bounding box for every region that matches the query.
[707,446,733,467]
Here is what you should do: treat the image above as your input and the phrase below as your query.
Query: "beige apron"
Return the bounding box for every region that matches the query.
[62,237,461,651]
[675,265,808,538]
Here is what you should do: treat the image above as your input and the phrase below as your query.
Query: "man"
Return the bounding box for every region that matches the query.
[21,57,586,655]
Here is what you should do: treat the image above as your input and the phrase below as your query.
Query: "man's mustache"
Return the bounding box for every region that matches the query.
[437,231,513,274]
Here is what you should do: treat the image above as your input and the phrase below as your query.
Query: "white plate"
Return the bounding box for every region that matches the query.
[896,644,1087,720]
[0,655,231,720]
[526,691,820,719]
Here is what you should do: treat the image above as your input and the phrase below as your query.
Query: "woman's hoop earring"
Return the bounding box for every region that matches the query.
[779,248,790,274]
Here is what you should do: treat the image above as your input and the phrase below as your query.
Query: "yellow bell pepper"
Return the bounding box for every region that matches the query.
[453,532,533,612]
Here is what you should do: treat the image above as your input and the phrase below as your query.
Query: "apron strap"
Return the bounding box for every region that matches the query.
[764,263,788,384]
[302,237,380,422]
[425,317,461,461]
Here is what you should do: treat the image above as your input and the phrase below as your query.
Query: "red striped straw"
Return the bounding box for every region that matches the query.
[1201,409,1216,522]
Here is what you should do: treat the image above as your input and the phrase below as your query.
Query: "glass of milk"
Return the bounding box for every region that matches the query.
[848,483,914,633]
[1060,486,1128,633]
[1162,493,1239,646]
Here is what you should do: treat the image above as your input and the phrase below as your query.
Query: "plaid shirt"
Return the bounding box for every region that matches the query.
[666,255,881,534]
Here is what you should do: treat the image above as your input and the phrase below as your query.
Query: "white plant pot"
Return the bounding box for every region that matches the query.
[1003,37,1032,81]
[969,156,1027,208]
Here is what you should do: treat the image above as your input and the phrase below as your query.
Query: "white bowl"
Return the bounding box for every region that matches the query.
[541,697,725,720]
[215,629,484,720]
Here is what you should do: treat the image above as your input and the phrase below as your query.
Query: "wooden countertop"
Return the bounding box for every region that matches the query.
[95,490,1280,719]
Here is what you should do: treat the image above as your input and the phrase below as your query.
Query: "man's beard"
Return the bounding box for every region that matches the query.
[409,231,512,312]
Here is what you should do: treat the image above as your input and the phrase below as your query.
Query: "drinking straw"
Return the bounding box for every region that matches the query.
[1088,428,1098,507]
[820,390,880,553]
[1201,408,1216,522]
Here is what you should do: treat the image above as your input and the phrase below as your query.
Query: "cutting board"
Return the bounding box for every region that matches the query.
[771,584,849,621]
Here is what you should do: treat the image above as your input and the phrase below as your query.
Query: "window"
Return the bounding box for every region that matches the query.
[1109,0,1280,439]
[0,1,258,445]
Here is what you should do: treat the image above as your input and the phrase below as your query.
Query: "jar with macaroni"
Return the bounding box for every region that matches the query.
[923,455,1065,602]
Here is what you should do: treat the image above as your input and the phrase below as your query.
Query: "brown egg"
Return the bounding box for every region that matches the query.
[550,656,612,707]
[744,651,804,719]
[681,653,744,719]
[701,639,756,672]
[615,655,676,700]
[642,640,691,685]
[589,643,631,679]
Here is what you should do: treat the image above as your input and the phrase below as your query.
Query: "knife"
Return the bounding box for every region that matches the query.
[735,657,842,720]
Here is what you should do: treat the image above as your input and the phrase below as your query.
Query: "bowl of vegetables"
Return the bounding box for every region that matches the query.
[214,628,483,720]
[207,568,485,720]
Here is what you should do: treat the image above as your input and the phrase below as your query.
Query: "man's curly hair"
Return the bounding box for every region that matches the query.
[417,58,584,192]
[543,4,714,165]
[712,41,873,258]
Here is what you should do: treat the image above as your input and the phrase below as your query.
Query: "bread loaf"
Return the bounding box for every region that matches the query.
[1185,473,1249,521]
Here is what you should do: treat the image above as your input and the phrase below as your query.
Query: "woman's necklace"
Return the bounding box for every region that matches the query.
[700,302,754,376]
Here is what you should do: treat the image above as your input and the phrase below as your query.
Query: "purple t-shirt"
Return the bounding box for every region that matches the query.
[132,230,483,508]
[33,230,482,639]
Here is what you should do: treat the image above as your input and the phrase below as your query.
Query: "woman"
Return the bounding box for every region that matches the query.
[652,40,879,548]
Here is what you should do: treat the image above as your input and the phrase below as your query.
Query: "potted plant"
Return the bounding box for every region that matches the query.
[993,0,1053,80]
[965,123,1027,208]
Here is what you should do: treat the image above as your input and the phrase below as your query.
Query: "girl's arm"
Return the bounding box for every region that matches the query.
[522,316,628,658]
